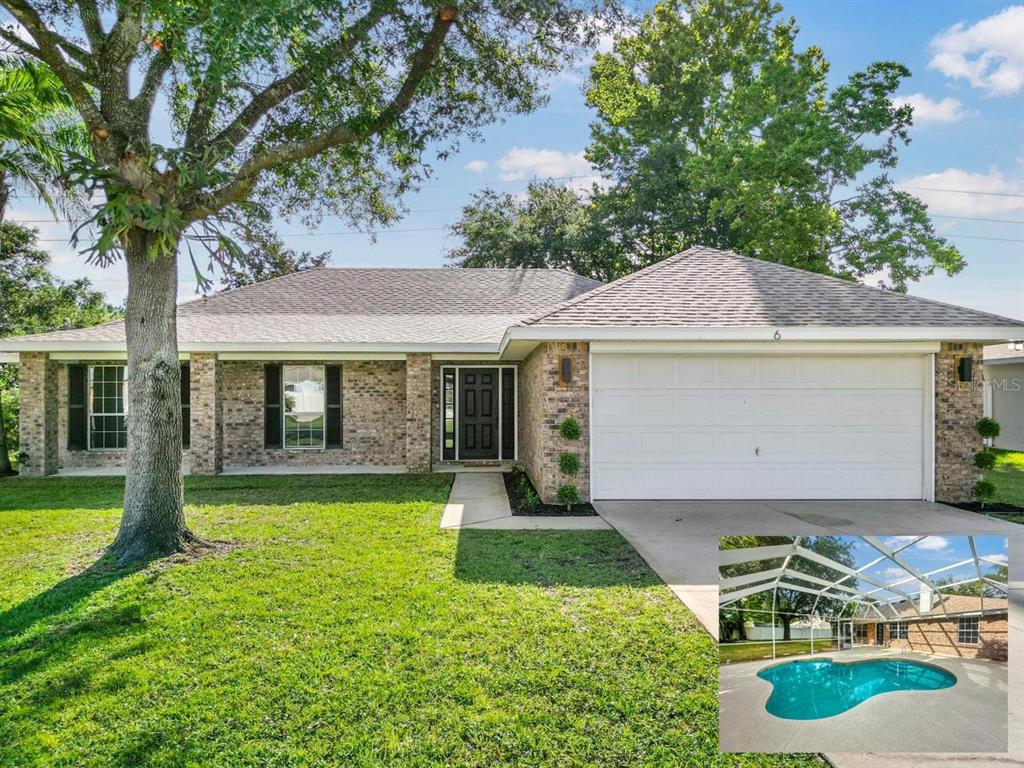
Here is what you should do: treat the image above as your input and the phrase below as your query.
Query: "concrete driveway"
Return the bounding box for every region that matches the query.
[594,499,1024,766]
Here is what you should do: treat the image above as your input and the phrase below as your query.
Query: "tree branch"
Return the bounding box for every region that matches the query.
[184,7,455,224]
[131,45,173,124]
[0,0,106,132]
[97,3,144,136]
[77,0,106,52]
[200,1,392,151]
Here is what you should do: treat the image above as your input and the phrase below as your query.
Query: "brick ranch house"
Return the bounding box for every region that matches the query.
[4,246,1024,503]
[853,594,1008,662]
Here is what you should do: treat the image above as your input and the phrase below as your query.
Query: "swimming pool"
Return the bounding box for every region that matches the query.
[757,658,956,720]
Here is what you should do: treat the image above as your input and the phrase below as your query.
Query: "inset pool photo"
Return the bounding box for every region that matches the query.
[717,535,1010,753]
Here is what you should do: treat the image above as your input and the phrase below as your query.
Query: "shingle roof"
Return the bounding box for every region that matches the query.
[984,341,1024,363]
[4,268,603,348]
[523,246,1024,328]
[890,594,1007,619]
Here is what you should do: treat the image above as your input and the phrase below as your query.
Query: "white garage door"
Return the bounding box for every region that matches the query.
[591,354,927,500]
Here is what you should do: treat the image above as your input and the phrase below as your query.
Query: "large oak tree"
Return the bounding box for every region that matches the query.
[449,0,964,289]
[0,0,608,562]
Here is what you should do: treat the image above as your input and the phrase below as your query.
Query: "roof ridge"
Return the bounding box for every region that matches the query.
[520,251,691,326]
[716,247,1024,326]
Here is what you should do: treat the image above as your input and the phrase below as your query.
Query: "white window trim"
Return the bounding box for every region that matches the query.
[438,365,517,462]
[282,364,327,451]
[87,364,128,451]
[890,620,909,640]
[957,616,980,646]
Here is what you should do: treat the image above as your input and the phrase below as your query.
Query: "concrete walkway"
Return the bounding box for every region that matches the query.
[440,473,609,530]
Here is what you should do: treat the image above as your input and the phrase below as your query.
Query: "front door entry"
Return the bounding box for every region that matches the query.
[459,368,499,460]
[876,623,884,645]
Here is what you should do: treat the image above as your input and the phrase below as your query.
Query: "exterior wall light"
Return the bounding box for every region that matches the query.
[957,357,973,383]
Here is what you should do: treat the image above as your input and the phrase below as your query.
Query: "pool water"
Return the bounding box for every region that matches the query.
[757,658,956,720]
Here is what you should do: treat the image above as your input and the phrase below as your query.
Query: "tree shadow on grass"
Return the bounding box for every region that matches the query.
[453,528,663,588]
[0,554,148,686]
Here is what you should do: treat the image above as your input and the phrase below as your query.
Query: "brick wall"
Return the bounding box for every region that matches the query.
[189,353,222,474]
[405,354,432,473]
[518,342,590,503]
[18,352,58,476]
[220,360,408,468]
[879,615,1007,661]
[935,342,984,502]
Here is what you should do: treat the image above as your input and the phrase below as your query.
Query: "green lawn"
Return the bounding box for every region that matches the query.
[719,640,838,665]
[0,474,822,768]
[989,450,1024,514]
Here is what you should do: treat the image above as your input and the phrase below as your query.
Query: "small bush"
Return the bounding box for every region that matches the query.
[972,480,996,507]
[556,484,580,508]
[558,451,580,476]
[522,486,540,512]
[976,417,1001,440]
[559,417,581,441]
[974,450,997,470]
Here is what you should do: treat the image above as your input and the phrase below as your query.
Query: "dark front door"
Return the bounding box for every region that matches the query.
[459,368,499,460]
[876,623,884,644]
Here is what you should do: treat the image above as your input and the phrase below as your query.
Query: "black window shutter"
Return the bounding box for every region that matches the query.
[325,364,343,448]
[67,365,88,450]
[180,364,191,448]
[264,364,282,448]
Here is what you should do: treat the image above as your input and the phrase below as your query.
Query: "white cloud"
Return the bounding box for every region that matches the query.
[897,167,1024,218]
[495,147,605,193]
[915,536,951,551]
[891,93,968,124]
[882,535,918,548]
[929,5,1024,96]
[986,552,1009,564]
[464,159,489,174]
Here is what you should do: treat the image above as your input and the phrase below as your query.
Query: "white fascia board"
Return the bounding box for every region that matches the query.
[0,340,500,355]
[49,352,190,361]
[216,352,406,361]
[589,341,940,355]
[983,357,1024,366]
[502,325,1024,347]
[0,352,19,363]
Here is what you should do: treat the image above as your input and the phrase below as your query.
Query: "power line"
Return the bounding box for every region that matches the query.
[900,186,1024,199]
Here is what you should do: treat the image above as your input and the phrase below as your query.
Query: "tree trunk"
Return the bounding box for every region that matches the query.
[781,616,792,641]
[735,607,747,641]
[109,232,197,562]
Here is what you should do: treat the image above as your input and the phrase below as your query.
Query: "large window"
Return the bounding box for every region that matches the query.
[89,365,127,449]
[958,616,980,645]
[283,365,325,448]
[890,620,909,640]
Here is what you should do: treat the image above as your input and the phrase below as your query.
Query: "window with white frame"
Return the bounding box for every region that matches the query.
[89,365,127,449]
[283,365,325,448]
[958,616,979,645]
[890,620,908,640]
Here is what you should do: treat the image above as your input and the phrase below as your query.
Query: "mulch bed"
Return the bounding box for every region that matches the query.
[504,470,597,516]
[943,500,1024,521]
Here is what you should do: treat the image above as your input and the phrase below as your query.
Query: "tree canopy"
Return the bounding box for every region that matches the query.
[0,221,120,474]
[449,0,963,290]
[216,219,329,290]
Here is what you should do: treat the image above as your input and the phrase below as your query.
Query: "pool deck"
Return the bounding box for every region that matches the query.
[719,646,1008,754]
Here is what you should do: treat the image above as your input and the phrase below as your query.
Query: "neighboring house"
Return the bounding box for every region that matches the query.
[983,341,1024,451]
[3,246,1024,503]
[853,594,1008,662]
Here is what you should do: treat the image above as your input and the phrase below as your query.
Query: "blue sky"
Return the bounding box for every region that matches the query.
[848,534,1009,602]
[8,1,1024,321]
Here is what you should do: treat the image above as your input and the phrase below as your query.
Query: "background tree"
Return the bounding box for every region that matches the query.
[451,0,962,289]
[0,0,610,562]
[720,536,858,641]
[216,219,328,290]
[445,181,617,281]
[0,221,120,474]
